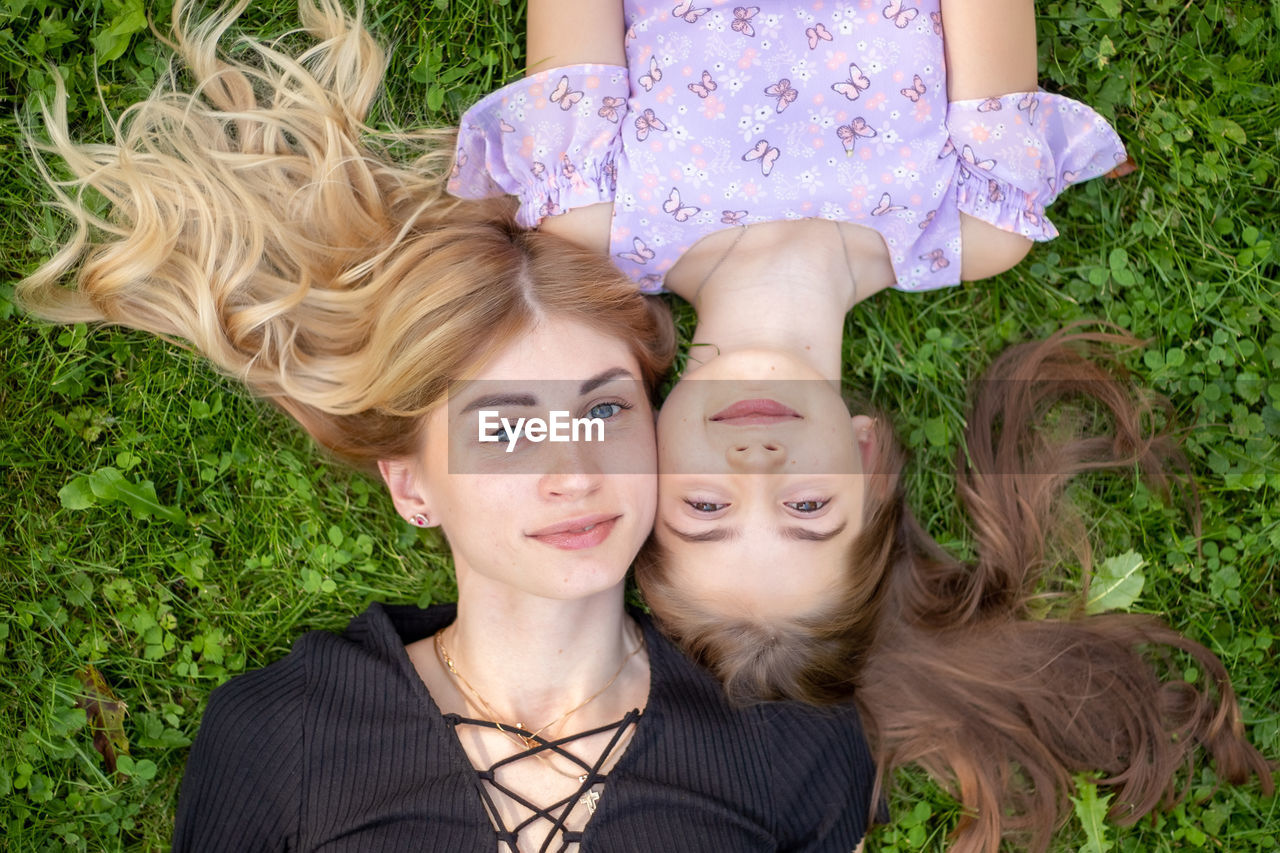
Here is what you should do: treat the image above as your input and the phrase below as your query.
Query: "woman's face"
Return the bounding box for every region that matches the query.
[655,349,873,621]
[385,315,656,601]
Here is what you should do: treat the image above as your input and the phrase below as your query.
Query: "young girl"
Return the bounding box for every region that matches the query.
[639,328,1274,852]
[450,0,1126,297]
[18,1,878,850]
[449,1,1273,850]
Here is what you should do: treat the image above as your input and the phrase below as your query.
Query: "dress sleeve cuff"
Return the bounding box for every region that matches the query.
[945,91,1127,241]
[447,64,630,228]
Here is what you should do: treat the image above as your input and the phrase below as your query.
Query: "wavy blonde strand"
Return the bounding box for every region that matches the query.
[19,0,674,471]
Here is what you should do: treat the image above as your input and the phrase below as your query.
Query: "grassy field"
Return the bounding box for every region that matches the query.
[1,0,1277,849]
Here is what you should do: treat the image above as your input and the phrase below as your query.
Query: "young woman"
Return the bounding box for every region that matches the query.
[448,1,1273,850]
[17,1,877,850]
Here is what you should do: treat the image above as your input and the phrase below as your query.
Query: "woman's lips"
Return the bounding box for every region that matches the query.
[710,398,802,426]
[527,514,620,550]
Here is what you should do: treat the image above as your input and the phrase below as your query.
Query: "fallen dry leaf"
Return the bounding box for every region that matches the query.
[1104,155,1138,179]
[76,665,130,773]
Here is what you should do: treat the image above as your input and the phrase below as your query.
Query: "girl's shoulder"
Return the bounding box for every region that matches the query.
[450,65,630,229]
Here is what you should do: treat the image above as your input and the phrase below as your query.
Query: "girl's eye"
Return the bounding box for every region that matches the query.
[685,499,728,514]
[588,400,631,420]
[785,499,829,513]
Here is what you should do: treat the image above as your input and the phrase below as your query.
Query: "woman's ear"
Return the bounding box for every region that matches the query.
[378,458,436,527]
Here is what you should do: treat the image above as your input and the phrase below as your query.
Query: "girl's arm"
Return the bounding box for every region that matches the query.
[524,0,624,253]
[941,0,1036,100]
[942,0,1037,281]
[527,0,625,71]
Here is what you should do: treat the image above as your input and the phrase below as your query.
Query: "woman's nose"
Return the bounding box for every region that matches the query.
[538,441,604,500]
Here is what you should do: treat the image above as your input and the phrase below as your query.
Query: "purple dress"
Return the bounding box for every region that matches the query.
[449,0,1126,293]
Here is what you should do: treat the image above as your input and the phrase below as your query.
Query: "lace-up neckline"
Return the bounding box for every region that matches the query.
[444,709,641,853]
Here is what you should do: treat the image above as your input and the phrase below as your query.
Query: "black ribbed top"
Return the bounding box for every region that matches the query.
[173,604,875,852]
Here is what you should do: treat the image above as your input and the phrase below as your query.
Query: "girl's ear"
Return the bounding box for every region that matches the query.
[852,414,901,509]
[378,458,436,526]
[852,414,877,473]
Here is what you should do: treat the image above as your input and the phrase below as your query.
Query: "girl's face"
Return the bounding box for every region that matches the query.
[383,315,656,601]
[654,349,874,620]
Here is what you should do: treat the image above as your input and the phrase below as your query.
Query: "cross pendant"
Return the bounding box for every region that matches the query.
[579,790,600,815]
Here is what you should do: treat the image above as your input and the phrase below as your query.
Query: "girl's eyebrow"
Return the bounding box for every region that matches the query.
[662,521,740,543]
[661,521,847,544]
[780,521,847,542]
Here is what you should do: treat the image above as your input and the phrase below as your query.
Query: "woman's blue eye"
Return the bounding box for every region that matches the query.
[686,499,728,514]
[588,401,629,420]
[485,426,511,444]
[785,499,829,513]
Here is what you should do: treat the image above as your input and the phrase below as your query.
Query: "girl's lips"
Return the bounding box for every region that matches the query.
[710,398,802,426]
[527,515,620,551]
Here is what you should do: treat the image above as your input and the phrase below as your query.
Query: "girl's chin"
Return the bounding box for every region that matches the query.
[677,347,828,383]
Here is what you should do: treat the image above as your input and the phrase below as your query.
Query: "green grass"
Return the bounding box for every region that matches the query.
[1,0,1277,850]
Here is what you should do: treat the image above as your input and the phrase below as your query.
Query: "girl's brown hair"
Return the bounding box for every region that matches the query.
[637,329,1273,851]
[18,0,674,471]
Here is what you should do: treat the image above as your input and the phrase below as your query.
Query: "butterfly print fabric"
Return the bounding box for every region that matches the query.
[450,0,1125,294]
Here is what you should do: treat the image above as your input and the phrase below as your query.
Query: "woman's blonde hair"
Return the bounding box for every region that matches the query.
[18,0,674,471]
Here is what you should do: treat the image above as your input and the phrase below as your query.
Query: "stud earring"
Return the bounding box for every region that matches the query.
[410,513,430,527]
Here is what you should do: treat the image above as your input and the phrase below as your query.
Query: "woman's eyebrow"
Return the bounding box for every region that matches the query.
[579,367,635,395]
[455,368,634,415]
[458,393,538,415]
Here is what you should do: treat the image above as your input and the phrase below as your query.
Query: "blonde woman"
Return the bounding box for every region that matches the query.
[18,1,877,850]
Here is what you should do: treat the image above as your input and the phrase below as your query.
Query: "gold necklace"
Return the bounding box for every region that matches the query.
[435,626,644,752]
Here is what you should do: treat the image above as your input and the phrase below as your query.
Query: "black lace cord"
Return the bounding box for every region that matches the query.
[456,711,640,853]
[495,714,639,850]
[444,709,641,853]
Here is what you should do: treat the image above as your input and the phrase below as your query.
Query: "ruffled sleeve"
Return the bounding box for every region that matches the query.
[944,91,1127,240]
[448,64,630,229]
